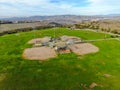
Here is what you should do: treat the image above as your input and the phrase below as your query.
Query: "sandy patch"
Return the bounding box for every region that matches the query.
[28,38,42,44]
[69,43,99,55]
[60,35,81,41]
[89,82,98,89]
[103,74,112,78]
[28,37,51,45]
[23,47,57,60]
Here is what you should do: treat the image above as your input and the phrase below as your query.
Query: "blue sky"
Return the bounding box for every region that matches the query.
[0,0,120,17]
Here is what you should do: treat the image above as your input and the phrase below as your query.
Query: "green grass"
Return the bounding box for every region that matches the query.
[0,28,120,90]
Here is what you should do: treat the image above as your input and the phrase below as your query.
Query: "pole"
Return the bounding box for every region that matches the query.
[54,27,55,39]
[0,21,1,34]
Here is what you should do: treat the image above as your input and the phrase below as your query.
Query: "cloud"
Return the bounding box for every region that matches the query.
[87,0,120,14]
[0,0,120,17]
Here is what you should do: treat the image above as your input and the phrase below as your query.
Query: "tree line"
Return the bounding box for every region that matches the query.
[73,21,120,34]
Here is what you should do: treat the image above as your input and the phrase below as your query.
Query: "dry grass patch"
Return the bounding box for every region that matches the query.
[0,73,6,82]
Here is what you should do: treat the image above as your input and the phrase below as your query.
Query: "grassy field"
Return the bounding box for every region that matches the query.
[0,28,120,90]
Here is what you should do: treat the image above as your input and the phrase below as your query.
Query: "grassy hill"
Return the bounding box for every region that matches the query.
[0,28,120,90]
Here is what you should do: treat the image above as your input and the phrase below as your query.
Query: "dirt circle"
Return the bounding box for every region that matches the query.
[28,38,42,44]
[23,47,57,60]
[69,43,99,55]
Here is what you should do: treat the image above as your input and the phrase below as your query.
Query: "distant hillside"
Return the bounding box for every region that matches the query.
[1,15,120,35]
[0,15,106,24]
[74,19,120,34]
[107,14,120,16]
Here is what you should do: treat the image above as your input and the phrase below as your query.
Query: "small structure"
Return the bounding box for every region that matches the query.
[54,41,71,54]
[55,41,66,49]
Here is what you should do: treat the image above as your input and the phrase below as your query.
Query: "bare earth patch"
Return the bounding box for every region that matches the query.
[60,35,81,41]
[103,74,112,78]
[28,38,42,44]
[69,43,99,55]
[23,47,57,60]
[89,82,98,89]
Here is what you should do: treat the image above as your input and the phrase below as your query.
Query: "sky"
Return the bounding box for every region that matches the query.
[0,0,120,17]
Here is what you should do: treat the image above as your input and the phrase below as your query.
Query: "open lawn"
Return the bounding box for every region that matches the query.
[0,28,120,90]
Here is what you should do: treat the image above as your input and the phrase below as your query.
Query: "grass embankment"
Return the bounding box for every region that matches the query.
[0,28,120,90]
